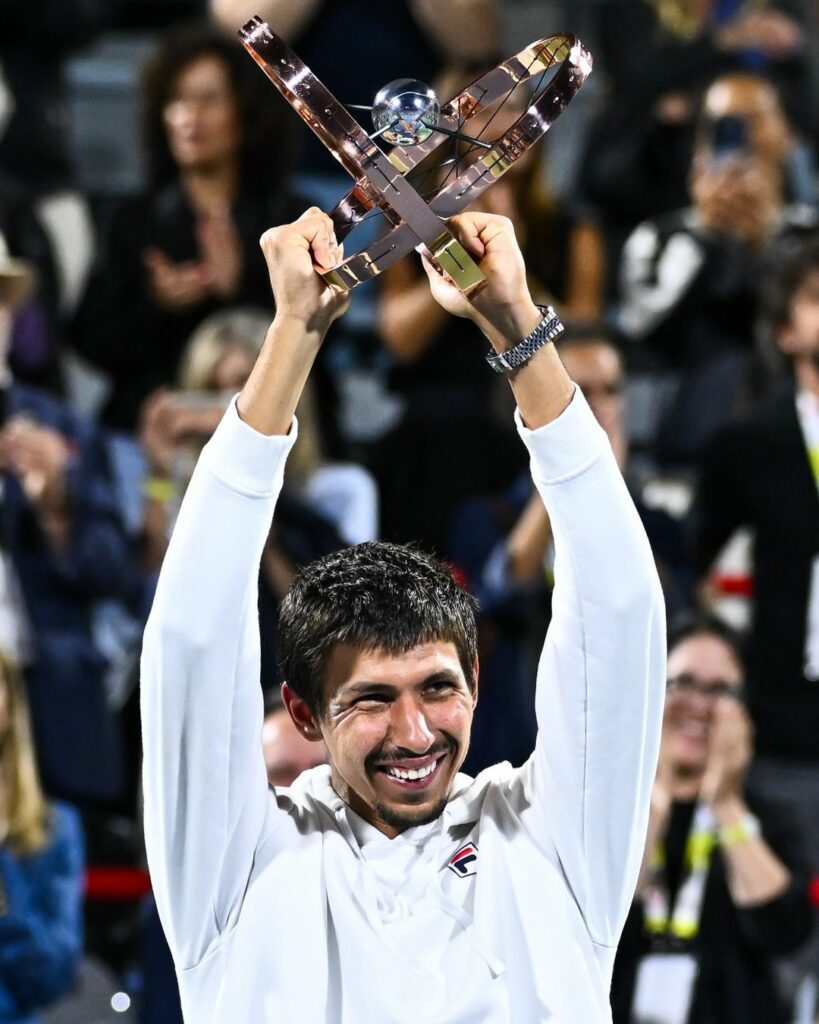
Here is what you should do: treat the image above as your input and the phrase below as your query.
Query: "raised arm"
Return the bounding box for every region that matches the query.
[141,209,347,970]
[425,213,666,946]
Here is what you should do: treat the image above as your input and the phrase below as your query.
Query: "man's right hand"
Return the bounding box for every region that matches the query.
[260,208,349,334]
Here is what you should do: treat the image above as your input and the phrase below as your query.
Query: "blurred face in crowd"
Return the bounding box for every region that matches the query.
[664,633,744,776]
[163,54,241,172]
[210,343,256,392]
[777,266,819,366]
[262,707,327,788]
[560,341,627,468]
[288,641,477,838]
[701,74,791,169]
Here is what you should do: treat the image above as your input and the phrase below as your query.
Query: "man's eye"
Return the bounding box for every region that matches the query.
[426,681,453,694]
[354,695,389,707]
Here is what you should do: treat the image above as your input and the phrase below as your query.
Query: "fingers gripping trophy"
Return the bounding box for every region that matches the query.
[238,17,593,360]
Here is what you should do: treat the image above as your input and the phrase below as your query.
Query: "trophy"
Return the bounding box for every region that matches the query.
[239,18,592,298]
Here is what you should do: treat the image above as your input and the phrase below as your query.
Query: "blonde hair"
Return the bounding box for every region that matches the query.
[177,306,327,485]
[177,307,270,392]
[0,649,50,856]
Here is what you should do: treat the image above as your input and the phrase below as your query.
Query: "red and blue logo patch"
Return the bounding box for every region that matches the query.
[447,842,478,878]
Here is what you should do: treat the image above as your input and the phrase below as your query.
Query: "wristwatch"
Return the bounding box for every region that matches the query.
[485,305,565,374]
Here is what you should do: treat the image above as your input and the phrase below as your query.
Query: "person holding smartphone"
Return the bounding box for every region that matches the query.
[617,71,819,468]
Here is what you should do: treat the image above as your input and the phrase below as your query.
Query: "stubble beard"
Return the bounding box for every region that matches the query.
[372,794,450,834]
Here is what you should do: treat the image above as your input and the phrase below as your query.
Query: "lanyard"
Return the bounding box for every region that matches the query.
[796,391,819,490]
[644,804,716,941]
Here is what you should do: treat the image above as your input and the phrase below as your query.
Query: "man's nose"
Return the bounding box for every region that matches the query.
[389,697,435,753]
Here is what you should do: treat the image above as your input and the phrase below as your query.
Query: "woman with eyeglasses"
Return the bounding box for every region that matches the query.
[0,648,84,1023]
[610,613,813,1024]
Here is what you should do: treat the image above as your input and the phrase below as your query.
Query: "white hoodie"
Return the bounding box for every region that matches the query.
[141,388,666,1023]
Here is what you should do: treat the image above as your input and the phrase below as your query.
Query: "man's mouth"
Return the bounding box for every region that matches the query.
[373,752,448,790]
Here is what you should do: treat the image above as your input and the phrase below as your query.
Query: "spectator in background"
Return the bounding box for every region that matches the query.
[261,690,326,789]
[0,247,131,815]
[578,0,810,291]
[135,307,376,582]
[72,24,300,431]
[617,72,818,467]
[693,234,819,973]
[0,647,85,1024]
[611,615,812,1024]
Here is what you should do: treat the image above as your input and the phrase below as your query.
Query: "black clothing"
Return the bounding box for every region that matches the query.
[693,391,819,761]
[617,205,819,466]
[71,182,296,431]
[0,0,110,190]
[619,207,819,371]
[611,793,812,1024]
[591,0,813,136]
[0,172,63,389]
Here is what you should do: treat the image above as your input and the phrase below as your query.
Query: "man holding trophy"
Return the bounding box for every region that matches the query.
[140,19,665,1022]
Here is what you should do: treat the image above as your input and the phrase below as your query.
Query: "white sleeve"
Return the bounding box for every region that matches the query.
[515,388,666,947]
[140,399,297,970]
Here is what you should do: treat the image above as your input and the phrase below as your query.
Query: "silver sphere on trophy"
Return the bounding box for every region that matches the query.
[371,78,441,146]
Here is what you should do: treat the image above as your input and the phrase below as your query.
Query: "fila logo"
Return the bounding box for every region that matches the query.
[447,842,478,878]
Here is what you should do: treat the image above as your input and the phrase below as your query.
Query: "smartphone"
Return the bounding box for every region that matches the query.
[709,114,751,163]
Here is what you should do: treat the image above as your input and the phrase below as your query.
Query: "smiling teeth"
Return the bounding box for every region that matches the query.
[385,760,438,781]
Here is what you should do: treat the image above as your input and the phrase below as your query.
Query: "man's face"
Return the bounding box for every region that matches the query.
[664,634,743,775]
[317,641,477,838]
[262,708,326,788]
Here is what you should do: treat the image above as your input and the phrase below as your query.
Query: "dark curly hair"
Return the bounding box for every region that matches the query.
[141,21,298,191]
[278,542,479,716]
[763,232,819,332]
[667,609,745,673]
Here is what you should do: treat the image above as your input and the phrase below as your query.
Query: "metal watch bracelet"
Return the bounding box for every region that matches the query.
[485,305,565,374]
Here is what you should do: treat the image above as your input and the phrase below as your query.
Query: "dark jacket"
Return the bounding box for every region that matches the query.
[0,803,85,1024]
[72,182,295,430]
[693,391,819,761]
[4,384,132,801]
[611,792,813,1024]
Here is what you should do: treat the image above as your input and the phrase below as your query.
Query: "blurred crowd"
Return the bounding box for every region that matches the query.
[1,0,819,1021]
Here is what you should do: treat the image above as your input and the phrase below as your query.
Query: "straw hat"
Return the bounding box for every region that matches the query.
[0,232,35,308]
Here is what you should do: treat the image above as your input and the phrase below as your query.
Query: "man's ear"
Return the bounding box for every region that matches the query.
[282,682,323,742]
[471,655,480,709]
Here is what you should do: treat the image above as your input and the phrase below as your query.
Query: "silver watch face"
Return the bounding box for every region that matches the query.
[485,309,563,373]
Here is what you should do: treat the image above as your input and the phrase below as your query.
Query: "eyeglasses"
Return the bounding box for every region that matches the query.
[666,674,744,701]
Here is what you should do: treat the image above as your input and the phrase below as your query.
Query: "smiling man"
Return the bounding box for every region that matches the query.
[141,207,666,1022]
